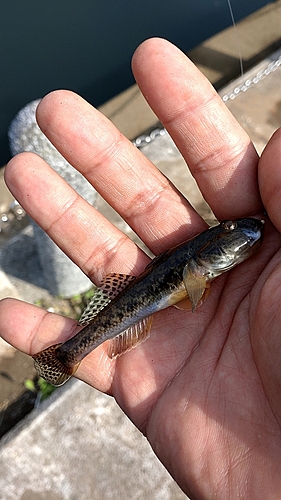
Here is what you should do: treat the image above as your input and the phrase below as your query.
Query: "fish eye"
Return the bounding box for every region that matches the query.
[221,220,237,231]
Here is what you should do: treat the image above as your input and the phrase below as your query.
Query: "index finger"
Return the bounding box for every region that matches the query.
[132,38,262,219]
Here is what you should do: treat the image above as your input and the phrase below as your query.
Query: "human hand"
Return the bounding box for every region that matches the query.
[1,38,281,499]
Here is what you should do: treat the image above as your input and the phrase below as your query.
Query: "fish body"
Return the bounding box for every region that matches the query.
[33,218,264,386]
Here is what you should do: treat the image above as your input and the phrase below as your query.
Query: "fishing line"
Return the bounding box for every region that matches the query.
[226,0,244,82]
[225,0,246,122]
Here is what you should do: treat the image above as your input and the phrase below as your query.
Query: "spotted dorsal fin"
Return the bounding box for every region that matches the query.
[79,273,136,326]
[182,261,208,312]
[107,315,153,358]
[78,287,111,326]
[100,273,136,299]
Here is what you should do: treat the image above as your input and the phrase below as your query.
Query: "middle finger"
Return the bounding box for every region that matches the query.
[36,90,206,255]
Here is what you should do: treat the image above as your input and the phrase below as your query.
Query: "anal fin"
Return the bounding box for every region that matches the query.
[107,315,153,359]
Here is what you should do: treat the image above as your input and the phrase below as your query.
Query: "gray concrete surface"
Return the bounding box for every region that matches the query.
[1,3,281,499]
[9,99,95,297]
[0,380,186,500]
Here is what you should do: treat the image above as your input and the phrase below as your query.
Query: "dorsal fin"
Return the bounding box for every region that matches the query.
[78,287,111,326]
[144,250,167,271]
[100,273,136,299]
[79,273,135,326]
[107,315,153,358]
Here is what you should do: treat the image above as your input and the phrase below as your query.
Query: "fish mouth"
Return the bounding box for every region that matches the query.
[235,218,265,258]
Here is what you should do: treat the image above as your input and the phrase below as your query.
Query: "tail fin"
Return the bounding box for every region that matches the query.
[32,343,80,387]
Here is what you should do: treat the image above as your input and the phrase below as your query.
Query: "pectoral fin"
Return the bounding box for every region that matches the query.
[173,297,193,311]
[183,262,208,312]
[174,286,210,311]
[107,315,153,358]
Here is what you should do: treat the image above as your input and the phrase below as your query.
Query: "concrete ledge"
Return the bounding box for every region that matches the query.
[0,380,186,500]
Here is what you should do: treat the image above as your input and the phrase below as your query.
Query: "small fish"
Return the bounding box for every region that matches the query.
[33,218,264,386]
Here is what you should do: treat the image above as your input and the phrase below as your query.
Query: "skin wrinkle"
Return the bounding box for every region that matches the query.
[195,391,259,498]
[132,41,212,118]
[139,178,208,249]
[48,200,120,270]
[96,156,175,224]
[112,307,204,429]
[38,92,149,188]
[187,141,258,213]
[139,346,197,435]
[77,217,142,279]
[191,140,246,177]
[218,288,250,350]
[41,190,81,236]
[124,181,169,222]
[133,40,261,219]
[143,306,216,440]
[218,350,276,439]
[147,276,264,498]
[217,450,244,499]
[39,94,199,247]
[163,88,223,135]
[29,309,53,355]
[37,97,206,252]
[81,130,128,178]
[85,231,141,284]
[4,155,82,236]
[29,309,77,356]
[37,92,118,160]
[98,163,201,254]
[129,192,202,248]
[253,269,281,397]
[10,156,150,277]
[134,44,246,159]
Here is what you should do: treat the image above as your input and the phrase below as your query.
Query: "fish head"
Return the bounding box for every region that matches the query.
[195,217,264,279]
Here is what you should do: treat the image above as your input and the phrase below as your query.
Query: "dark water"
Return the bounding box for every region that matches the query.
[0,0,271,165]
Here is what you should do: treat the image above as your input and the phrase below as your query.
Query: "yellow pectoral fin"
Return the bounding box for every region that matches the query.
[173,297,193,311]
[183,262,208,312]
[174,285,210,311]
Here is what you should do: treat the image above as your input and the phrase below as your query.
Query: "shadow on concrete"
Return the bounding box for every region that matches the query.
[0,227,48,290]
[190,38,281,89]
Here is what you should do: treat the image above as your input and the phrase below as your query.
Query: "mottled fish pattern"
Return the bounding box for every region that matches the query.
[33,218,264,386]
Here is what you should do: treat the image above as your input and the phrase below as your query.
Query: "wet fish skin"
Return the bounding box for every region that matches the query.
[190,218,264,277]
[32,217,264,386]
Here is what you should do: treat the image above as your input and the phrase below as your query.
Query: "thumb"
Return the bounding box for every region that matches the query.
[259,128,281,233]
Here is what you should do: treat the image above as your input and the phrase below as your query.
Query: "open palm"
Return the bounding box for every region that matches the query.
[1,39,281,499]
